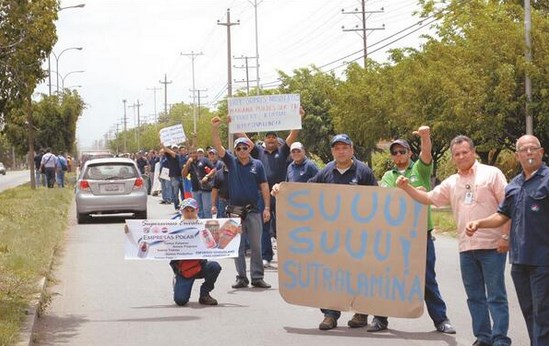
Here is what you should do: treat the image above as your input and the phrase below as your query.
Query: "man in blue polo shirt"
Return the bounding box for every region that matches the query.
[211,116,272,289]
[286,142,319,183]
[466,134,549,346]
[163,145,184,210]
[306,134,377,331]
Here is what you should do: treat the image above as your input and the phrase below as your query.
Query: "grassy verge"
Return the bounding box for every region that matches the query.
[0,182,73,345]
[432,208,457,237]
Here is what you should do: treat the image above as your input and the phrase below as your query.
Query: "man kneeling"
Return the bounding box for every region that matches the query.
[169,198,221,306]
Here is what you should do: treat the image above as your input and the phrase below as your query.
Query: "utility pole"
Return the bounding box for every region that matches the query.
[248,0,262,95]
[234,55,258,95]
[122,99,128,153]
[524,0,533,135]
[195,89,208,131]
[218,8,240,149]
[146,86,161,123]
[181,51,204,134]
[342,0,384,67]
[135,99,143,151]
[159,73,172,118]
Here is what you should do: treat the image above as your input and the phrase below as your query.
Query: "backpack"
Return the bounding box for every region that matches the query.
[60,158,68,171]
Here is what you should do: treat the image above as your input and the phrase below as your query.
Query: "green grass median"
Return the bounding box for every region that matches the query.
[0,183,73,345]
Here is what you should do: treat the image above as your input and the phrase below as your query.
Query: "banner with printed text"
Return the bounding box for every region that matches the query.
[228,94,301,134]
[276,182,427,318]
[125,218,241,260]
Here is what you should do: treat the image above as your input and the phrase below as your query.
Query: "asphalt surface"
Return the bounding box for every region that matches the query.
[30,194,530,346]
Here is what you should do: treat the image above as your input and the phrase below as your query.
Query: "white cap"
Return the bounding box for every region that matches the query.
[290,142,304,151]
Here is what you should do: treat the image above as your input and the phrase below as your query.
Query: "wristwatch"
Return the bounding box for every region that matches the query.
[501,234,509,241]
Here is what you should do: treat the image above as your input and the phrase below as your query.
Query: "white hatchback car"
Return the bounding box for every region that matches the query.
[75,157,148,223]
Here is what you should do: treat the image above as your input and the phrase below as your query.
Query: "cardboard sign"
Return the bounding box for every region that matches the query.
[125,218,241,260]
[276,183,427,318]
[228,94,302,134]
[159,124,186,146]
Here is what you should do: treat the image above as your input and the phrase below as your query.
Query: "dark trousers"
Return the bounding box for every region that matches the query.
[173,261,221,306]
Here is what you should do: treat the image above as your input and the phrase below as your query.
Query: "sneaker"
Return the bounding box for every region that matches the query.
[319,316,337,330]
[436,320,456,334]
[262,260,272,268]
[347,313,368,328]
[367,318,388,332]
[472,340,491,346]
[251,279,271,288]
[198,294,218,305]
[231,277,249,289]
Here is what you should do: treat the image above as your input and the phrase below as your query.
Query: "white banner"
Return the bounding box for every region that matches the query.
[159,124,186,146]
[228,94,302,134]
[125,218,241,260]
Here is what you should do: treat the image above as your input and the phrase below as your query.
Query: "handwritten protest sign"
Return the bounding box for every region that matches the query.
[159,124,186,146]
[276,183,427,318]
[228,94,301,134]
[125,218,241,260]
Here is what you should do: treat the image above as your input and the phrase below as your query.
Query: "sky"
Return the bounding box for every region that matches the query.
[34,0,436,150]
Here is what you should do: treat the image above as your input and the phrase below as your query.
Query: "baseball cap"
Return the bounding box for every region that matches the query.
[290,142,304,151]
[330,134,353,147]
[207,148,217,154]
[197,148,205,153]
[233,137,251,148]
[389,139,411,151]
[180,198,199,210]
[170,144,178,149]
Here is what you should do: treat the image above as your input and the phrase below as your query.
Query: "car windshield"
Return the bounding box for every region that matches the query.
[84,164,137,180]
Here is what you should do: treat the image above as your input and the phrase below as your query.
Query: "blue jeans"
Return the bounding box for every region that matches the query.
[368,231,449,327]
[192,190,212,218]
[511,264,549,346]
[261,196,276,262]
[56,169,65,187]
[460,249,511,346]
[217,198,229,218]
[235,211,263,281]
[170,177,182,209]
[161,178,172,203]
[173,261,221,306]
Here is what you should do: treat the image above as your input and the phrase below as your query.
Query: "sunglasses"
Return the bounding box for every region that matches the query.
[391,149,408,155]
[235,146,249,152]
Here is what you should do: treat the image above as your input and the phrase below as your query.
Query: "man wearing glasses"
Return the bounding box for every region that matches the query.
[396,135,512,346]
[210,116,272,290]
[466,135,548,346]
[371,126,455,334]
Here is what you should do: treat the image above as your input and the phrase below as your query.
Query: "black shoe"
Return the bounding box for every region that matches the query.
[472,341,491,346]
[231,277,249,289]
[367,318,388,332]
[251,279,271,288]
[198,294,218,305]
[319,316,337,330]
[436,320,456,334]
[347,313,368,328]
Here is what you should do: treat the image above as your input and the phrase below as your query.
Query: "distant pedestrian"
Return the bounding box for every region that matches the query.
[40,148,57,188]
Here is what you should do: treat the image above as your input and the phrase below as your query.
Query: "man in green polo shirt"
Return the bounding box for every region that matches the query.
[363,126,456,334]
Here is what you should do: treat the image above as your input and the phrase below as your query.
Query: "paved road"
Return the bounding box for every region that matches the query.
[0,170,31,193]
[33,194,530,346]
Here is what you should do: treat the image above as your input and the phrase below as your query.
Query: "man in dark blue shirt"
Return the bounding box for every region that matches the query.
[163,145,184,210]
[182,148,216,218]
[286,142,319,183]
[302,134,377,331]
[211,116,272,289]
[466,135,549,346]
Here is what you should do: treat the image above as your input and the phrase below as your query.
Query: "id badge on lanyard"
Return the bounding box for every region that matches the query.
[464,184,474,205]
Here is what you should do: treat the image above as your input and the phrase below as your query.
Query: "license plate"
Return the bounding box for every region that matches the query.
[103,184,121,192]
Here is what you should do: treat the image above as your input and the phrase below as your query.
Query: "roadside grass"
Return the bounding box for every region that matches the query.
[432,208,457,237]
[0,182,73,345]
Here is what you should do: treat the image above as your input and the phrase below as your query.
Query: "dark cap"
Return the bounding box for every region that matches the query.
[389,139,411,151]
[265,131,278,138]
[330,134,353,147]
